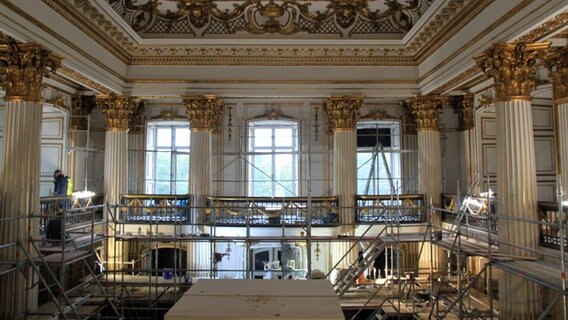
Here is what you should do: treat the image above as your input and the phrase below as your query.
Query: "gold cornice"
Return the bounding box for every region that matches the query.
[475,42,550,99]
[130,55,416,67]
[323,95,363,131]
[0,41,62,102]
[128,79,417,85]
[96,94,138,131]
[0,0,128,83]
[518,11,568,43]
[58,66,114,94]
[41,0,132,63]
[412,0,492,60]
[419,0,536,86]
[182,95,224,133]
[410,95,446,131]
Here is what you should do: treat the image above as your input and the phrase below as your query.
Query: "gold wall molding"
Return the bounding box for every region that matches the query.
[360,108,397,121]
[410,95,447,131]
[96,94,139,131]
[107,0,432,38]
[182,95,224,132]
[0,39,62,102]
[252,108,294,121]
[58,66,114,94]
[323,95,364,131]
[544,46,568,103]
[518,11,568,43]
[475,42,550,100]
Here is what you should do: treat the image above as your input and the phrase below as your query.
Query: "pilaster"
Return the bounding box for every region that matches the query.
[476,41,550,320]
[455,94,477,192]
[128,103,146,193]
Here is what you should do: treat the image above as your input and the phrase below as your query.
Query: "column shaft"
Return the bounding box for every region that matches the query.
[189,130,211,224]
[333,130,357,233]
[402,134,418,194]
[128,132,145,193]
[0,101,42,317]
[558,102,568,188]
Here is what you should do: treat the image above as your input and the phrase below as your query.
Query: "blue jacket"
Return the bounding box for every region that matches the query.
[54,175,69,196]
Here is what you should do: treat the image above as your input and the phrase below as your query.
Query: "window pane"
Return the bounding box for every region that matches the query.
[175,127,190,147]
[156,181,170,194]
[253,128,272,147]
[175,181,188,195]
[275,128,292,147]
[156,151,172,184]
[176,154,189,181]
[157,128,172,147]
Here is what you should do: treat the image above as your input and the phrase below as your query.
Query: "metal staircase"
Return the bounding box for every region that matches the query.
[334,237,390,296]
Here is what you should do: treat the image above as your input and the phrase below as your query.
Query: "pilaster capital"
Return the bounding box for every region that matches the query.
[323,95,363,132]
[0,39,62,102]
[544,46,568,104]
[129,102,146,134]
[96,94,139,131]
[182,95,224,132]
[455,94,475,131]
[410,95,446,131]
[475,42,550,101]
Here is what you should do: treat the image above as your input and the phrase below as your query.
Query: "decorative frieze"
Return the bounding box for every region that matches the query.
[182,95,224,132]
[544,46,568,104]
[96,94,138,131]
[0,38,62,102]
[323,96,363,131]
[475,42,550,101]
[410,95,446,131]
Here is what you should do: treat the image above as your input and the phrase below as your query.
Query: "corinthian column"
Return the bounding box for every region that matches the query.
[476,41,550,320]
[411,95,446,272]
[324,96,362,266]
[97,94,137,269]
[182,95,223,277]
[128,103,145,193]
[0,40,62,318]
[455,94,477,192]
[546,46,568,192]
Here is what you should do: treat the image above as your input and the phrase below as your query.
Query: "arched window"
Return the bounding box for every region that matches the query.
[145,121,190,194]
[247,120,299,197]
[356,121,401,195]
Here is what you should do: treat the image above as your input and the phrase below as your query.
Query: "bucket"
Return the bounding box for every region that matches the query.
[163,269,173,280]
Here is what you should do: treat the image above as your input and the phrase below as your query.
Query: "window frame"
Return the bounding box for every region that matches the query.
[356,120,401,195]
[145,120,191,195]
[247,119,299,197]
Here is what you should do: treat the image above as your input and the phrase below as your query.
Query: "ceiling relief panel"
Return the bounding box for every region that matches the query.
[107,0,433,38]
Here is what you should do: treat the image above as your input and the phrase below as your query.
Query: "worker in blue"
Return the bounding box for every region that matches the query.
[53,169,69,196]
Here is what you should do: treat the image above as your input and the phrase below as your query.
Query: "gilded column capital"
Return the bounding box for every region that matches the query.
[0,40,62,102]
[96,94,138,131]
[475,42,550,101]
[323,96,363,131]
[182,95,224,132]
[410,95,446,131]
[544,46,568,105]
[455,94,475,131]
[129,102,146,134]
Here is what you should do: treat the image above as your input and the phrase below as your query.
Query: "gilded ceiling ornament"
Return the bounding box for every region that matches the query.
[454,94,474,131]
[474,42,550,101]
[96,94,139,131]
[323,96,363,131]
[0,39,62,102]
[410,95,446,131]
[544,46,568,104]
[108,0,431,37]
[130,102,146,134]
[182,95,224,132]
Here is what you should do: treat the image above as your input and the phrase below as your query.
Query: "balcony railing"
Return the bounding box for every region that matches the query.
[440,194,497,233]
[538,201,568,251]
[355,194,426,223]
[206,196,339,226]
[117,194,191,222]
[39,194,105,234]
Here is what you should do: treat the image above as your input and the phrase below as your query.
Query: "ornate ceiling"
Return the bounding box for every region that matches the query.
[0,0,566,100]
[107,0,433,39]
